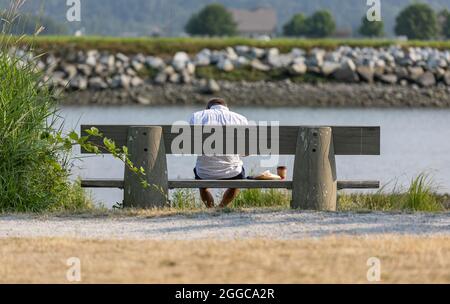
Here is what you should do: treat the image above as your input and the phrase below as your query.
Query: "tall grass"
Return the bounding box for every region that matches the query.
[168,174,447,212]
[338,174,446,212]
[0,1,92,212]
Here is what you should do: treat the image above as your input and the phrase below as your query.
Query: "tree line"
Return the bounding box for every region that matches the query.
[186,3,450,40]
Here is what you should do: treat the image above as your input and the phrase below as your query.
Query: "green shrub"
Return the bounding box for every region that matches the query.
[185,4,237,36]
[0,4,92,213]
[283,13,309,37]
[395,3,438,40]
[359,16,384,38]
[305,10,336,38]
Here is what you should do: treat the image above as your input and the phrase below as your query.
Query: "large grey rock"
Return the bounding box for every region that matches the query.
[116,53,130,63]
[154,72,167,84]
[356,66,374,83]
[268,53,293,68]
[321,61,340,77]
[131,60,144,71]
[234,56,250,67]
[186,62,196,75]
[88,77,108,90]
[172,52,190,71]
[235,45,250,56]
[145,56,166,70]
[290,62,307,75]
[169,73,181,84]
[201,79,221,94]
[130,76,144,87]
[99,55,115,69]
[163,65,176,76]
[125,67,137,76]
[333,59,358,82]
[407,66,424,80]
[225,47,238,61]
[394,67,409,79]
[86,55,97,67]
[250,59,271,72]
[181,71,192,84]
[217,58,234,72]
[77,64,92,76]
[63,64,78,79]
[417,72,436,87]
[111,74,131,89]
[49,71,66,87]
[443,72,450,86]
[376,74,398,85]
[250,47,265,59]
[306,49,325,67]
[136,95,152,105]
[70,75,88,90]
[194,49,211,66]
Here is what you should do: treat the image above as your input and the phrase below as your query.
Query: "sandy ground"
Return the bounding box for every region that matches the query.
[0,210,449,240]
[1,211,449,283]
[1,236,449,283]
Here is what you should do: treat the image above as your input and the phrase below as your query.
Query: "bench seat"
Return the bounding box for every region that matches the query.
[81,179,380,190]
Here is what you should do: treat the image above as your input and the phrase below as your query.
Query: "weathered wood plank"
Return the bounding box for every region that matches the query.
[81,179,379,190]
[292,127,337,211]
[80,125,380,156]
[123,126,169,208]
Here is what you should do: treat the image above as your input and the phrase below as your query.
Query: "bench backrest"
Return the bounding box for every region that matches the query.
[80,125,380,156]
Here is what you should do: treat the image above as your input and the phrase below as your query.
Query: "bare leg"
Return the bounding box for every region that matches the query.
[219,188,240,208]
[200,188,215,208]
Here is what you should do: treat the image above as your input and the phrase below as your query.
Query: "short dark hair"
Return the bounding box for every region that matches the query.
[207,98,227,109]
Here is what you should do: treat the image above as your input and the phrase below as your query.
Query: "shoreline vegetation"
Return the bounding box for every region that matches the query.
[20,36,450,55]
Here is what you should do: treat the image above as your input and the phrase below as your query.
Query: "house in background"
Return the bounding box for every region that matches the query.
[229,7,277,37]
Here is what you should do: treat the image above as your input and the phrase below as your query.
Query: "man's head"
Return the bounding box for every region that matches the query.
[207,98,227,110]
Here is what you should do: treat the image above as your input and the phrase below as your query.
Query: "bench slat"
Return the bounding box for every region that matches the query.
[80,179,379,190]
[80,125,380,156]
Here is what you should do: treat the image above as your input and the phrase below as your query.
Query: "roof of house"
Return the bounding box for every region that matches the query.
[229,8,277,34]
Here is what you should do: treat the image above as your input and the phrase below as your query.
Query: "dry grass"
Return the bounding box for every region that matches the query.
[1,236,449,284]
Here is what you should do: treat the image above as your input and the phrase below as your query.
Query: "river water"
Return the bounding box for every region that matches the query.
[60,106,450,207]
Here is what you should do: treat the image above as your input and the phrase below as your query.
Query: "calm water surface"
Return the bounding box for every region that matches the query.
[60,106,450,207]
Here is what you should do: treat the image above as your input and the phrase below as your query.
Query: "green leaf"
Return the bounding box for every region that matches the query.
[68,131,79,141]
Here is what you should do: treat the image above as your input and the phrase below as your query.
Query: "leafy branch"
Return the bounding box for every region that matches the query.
[47,127,150,189]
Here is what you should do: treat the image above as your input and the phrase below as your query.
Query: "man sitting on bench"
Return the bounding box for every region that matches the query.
[190,98,249,208]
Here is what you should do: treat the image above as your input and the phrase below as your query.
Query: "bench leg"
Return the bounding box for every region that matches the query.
[292,127,337,211]
[123,126,169,208]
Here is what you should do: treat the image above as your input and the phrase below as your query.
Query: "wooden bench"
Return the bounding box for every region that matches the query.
[80,125,381,211]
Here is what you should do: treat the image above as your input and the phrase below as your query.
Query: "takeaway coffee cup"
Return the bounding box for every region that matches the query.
[277,166,287,180]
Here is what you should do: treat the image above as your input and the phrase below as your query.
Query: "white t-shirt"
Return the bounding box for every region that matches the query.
[189,105,249,180]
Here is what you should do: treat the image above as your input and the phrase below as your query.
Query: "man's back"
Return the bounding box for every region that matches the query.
[190,105,248,180]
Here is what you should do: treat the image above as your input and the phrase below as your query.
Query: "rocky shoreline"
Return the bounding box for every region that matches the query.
[10,44,450,107]
[61,80,450,108]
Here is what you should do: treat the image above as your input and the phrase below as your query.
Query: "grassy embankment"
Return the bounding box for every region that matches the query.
[24,36,450,56]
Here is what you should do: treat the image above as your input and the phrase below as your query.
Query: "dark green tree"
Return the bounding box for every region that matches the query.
[438,9,450,38]
[305,10,336,38]
[358,16,384,37]
[283,13,308,36]
[185,4,237,36]
[395,3,438,40]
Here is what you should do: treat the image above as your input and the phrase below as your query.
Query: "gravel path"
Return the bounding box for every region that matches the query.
[1,211,449,240]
